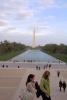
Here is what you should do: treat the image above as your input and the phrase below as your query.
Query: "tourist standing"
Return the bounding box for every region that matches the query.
[18,65,20,68]
[40,71,51,100]
[59,80,63,91]
[62,81,67,92]
[6,65,8,68]
[49,64,51,69]
[57,71,60,77]
[19,74,36,100]
[26,74,36,100]
[2,64,4,68]
[36,65,38,70]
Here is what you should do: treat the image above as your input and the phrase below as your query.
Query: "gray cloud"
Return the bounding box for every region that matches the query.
[0,20,7,27]
[41,0,55,5]
[16,9,34,20]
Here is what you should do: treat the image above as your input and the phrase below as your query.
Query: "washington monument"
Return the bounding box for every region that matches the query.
[32,28,36,48]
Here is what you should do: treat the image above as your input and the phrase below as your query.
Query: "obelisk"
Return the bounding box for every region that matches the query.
[32,28,35,48]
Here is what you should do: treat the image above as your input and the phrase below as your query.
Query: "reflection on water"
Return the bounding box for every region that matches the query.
[11,50,61,63]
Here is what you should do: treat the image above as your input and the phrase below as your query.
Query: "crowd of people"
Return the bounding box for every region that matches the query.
[36,64,52,70]
[1,64,20,68]
[2,64,8,68]
[1,64,51,70]
[0,63,67,100]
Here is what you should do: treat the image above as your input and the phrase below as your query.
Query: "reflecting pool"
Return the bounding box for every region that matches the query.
[11,50,61,63]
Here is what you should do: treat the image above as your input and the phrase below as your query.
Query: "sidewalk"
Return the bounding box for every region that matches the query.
[50,70,67,100]
[12,68,67,100]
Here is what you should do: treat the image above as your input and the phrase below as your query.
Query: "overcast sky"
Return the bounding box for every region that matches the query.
[0,0,67,46]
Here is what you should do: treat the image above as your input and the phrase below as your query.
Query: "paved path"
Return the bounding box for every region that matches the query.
[50,69,67,100]
[12,68,67,100]
[12,68,29,100]
[12,68,43,100]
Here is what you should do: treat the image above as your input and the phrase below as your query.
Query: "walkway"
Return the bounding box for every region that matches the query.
[50,69,67,100]
[12,68,67,100]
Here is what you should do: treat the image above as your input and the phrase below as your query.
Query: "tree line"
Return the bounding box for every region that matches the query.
[42,44,67,54]
[0,40,26,55]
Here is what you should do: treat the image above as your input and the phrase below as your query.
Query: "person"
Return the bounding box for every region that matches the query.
[57,71,60,77]
[18,66,20,68]
[39,66,40,70]
[49,64,51,69]
[59,80,63,91]
[40,71,51,100]
[26,74,36,100]
[35,81,42,98]
[19,74,36,100]
[6,65,8,68]
[2,64,4,68]
[36,65,38,70]
[62,81,67,92]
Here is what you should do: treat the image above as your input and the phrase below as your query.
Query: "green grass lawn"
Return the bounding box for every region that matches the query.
[0,50,24,61]
[42,50,67,62]
[51,53,67,62]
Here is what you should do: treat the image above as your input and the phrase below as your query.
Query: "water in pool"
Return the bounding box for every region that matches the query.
[11,50,60,63]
